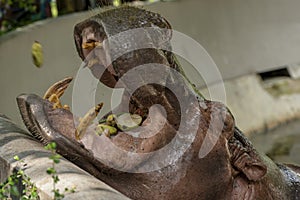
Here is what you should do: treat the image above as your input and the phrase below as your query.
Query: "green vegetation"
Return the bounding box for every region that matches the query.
[45,142,76,200]
[0,0,38,35]
[0,155,39,200]
[0,142,75,200]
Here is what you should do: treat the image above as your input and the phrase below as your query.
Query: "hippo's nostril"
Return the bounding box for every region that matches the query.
[16,94,31,124]
[17,94,47,143]
[16,94,28,106]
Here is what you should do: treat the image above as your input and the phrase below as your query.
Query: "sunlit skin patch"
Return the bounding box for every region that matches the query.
[86,58,100,68]
[47,94,70,110]
[82,41,103,50]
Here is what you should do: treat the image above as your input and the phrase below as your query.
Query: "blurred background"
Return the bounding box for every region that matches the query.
[0,0,156,35]
[0,0,300,165]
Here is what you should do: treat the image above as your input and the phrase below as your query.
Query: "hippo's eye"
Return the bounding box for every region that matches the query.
[82,40,102,50]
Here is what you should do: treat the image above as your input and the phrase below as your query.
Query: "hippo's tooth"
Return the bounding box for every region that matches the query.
[75,103,103,140]
[43,76,73,99]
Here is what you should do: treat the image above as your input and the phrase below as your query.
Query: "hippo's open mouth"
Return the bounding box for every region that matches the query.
[17,76,267,178]
[16,77,271,199]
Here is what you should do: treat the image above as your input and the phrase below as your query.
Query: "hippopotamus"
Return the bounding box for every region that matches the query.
[16,6,300,200]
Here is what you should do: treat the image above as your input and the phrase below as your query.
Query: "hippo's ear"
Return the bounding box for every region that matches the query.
[234,156,267,181]
[230,144,267,181]
[230,128,268,181]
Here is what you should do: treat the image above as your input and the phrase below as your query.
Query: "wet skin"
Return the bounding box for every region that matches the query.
[17,6,300,200]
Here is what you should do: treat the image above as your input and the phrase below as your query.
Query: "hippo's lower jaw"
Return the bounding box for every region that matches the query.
[17,93,122,177]
[17,93,300,200]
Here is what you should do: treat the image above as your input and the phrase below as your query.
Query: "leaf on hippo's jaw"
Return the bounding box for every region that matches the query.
[116,113,142,131]
[95,124,117,137]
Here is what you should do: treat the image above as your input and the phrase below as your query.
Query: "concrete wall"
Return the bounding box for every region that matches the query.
[148,0,300,79]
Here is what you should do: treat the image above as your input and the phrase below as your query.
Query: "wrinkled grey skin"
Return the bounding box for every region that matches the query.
[17,6,300,200]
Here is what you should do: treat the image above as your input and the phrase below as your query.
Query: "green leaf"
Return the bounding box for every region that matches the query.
[53,188,64,199]
[21,196,29,200]
[10,185,20,196]
[70,187,76,193]
[116,113,142,131]
[46,167,56,175]
[17,170,24,177]
[8,176,14,185]
[14,155,20,161]
[45,142,57,151]
[50,142,57,150]
[50,154,61,163]
[53,175,60,183]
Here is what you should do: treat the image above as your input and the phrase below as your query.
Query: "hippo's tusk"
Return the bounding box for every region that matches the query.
[43,76,73,99]
[75,103,103,140]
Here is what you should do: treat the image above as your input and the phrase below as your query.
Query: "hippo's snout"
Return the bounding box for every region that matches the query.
[17,94,46,142]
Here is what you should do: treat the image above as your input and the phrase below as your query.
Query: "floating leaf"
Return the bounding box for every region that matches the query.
[31,41,43,68]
